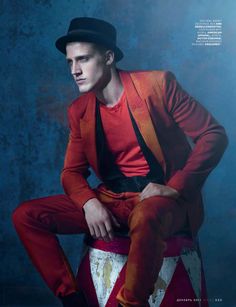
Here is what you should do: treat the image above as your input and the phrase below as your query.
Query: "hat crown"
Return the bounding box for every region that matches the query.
[68,17,116,40]
[55,17,123,61]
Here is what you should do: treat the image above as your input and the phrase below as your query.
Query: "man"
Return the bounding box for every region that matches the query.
[12,17,228,307]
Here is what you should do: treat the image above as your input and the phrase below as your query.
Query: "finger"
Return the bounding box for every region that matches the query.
[140,183,153,197]
[99,223,110,242]
[93,225,101,239]
[104,220,114,241]
[140,193,148,201]
[141,183,149,193]
[140,190,150,201]
[140,190,157,201]
[140,189,146,200]
[88,225,96,239]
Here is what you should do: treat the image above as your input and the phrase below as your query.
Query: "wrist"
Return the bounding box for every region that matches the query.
[83,198,100,212]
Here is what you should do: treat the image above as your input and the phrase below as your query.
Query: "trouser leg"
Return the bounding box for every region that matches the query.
[116,196,188,307]
[12,194,89,298]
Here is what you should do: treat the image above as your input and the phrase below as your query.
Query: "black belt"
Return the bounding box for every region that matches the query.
[104,175,164,193]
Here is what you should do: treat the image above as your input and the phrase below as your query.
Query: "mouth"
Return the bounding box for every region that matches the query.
[76,78,86,84]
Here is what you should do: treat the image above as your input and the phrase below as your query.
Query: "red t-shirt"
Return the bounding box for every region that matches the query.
[99,91,150,177]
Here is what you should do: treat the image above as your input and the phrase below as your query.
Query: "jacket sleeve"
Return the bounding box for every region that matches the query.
[61,104,97,210]
[164,71,228,200]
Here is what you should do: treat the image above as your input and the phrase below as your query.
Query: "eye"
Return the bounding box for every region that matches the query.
[80,56,89,62]
[67,60,72,67]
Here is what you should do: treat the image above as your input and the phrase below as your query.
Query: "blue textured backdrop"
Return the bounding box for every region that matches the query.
[0,0,235,306]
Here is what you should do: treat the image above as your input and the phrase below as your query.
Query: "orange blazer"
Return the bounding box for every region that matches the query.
[61,69,228,236]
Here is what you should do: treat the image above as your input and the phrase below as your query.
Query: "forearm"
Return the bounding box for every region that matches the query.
[61,103,98,209]
[163,71,228,199]
[167,126,228,199]
[61,169,97,210]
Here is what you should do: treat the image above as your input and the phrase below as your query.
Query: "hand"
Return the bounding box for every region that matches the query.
[83,198,120,242]
[140,182,180,201]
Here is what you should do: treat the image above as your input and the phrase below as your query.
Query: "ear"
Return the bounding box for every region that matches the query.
[105,50,115,65]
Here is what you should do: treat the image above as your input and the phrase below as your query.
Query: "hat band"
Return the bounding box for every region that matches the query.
[66,29,116,47]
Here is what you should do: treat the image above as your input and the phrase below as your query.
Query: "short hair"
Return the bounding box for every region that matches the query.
[91,42,117,63]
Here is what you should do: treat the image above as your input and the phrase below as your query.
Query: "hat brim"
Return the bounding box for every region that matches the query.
[55,30,123,62]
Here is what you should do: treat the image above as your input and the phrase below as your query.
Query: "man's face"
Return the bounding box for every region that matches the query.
[66,41,111,93]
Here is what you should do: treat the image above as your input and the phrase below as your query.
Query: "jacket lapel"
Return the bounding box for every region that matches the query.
[119,70,166,173]
[80,70,166,178]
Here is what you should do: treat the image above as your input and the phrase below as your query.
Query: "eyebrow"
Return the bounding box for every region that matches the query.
[66,54,90,62]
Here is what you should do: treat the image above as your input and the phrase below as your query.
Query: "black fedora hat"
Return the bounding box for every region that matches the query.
[55,17,123,62]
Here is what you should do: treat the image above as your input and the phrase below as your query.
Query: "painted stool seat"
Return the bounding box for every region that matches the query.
[76,234,208,307]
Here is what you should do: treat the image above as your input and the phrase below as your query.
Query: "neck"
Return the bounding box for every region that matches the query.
[94,68,124,107]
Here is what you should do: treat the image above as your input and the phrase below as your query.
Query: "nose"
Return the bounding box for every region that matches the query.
[71,61,82,76]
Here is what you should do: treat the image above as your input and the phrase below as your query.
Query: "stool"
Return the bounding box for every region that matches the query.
[76,235,208,307]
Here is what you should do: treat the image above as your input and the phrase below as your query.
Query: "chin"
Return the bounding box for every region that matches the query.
[77,85,92,94]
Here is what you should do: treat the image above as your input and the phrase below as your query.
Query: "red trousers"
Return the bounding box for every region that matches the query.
[12,184,189,307]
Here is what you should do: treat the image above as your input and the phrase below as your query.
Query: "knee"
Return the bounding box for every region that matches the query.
[12,200,34,229]
[128,196,176,231]
[128,201,160,231]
